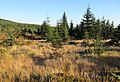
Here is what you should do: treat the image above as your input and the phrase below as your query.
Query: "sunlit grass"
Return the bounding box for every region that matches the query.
[0,39,119,81]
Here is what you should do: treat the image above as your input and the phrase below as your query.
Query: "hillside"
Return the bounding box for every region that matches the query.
[0,18,40,27]
[0,18,40,35]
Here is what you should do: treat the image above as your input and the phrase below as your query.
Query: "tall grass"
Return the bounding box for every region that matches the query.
[0,39,119,81]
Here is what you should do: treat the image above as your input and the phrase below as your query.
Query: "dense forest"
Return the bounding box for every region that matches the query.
[0,7,120,82]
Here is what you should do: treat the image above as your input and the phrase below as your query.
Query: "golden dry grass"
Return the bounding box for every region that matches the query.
[0,39,120,81]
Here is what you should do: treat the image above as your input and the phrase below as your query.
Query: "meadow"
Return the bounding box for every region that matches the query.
[0,34,120,82]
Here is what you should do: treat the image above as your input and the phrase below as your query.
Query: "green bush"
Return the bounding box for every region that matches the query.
[46,27,62,48]
[93,40,104,55]
[51,37,62,48]
[2,34,17,47]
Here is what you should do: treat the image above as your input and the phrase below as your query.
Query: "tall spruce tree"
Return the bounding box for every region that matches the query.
[82,6,95,39]
[58,12,69,41]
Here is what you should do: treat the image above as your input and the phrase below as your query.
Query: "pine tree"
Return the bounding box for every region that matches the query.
[82,6,95,39]
[41,21,48,36]
[58,12,69,41]
[101,19,115,39]
[74,24,78,38]
[79,22,84,39]
[46,26,53,42]
[105,20,111,39]
[45,21,62,48]
[62,12,69,30]
[109,21,115,39]
[111,24,120,45]
[69,20,74,37]
[93,39,104,55]
[51,27,62,48]
[92,19,102,39]
[41,17,50,37]
[101,17,106,39]
[74,22,86,39]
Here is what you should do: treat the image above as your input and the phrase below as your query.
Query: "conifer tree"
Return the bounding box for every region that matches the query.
[101,18,115,39]
[92,19,102,39]
[41,17,50,37]
[109,21,115,38]
[69,20,74,37]
[79,22,84,39]
[82,6,95,39]
[105,20,111,39]
[58,12,69,41]
[100,17,106,39]
[41,21,48,36]
[74,24,80,39]
[111,24,120,45]
[51,27,62,48]
[46,26,53,42]
[46,21,62,48]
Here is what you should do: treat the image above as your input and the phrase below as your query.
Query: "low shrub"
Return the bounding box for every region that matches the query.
[93,40,105,55]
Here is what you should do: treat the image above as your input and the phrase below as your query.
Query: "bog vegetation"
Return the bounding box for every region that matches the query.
[0,7,120,82]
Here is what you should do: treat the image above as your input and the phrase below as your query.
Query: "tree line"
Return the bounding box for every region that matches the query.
[38,7,119,47]
[0,7,120,47]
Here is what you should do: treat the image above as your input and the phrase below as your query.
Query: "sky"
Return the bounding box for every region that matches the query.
[0,0,120,27]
